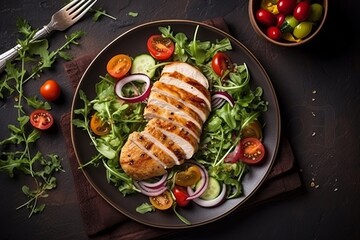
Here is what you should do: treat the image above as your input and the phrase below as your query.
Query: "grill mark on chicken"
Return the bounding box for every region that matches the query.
[130,132,175,169]
[128,132,168,169]
[160,73,211,110]
[144,104,201,141]
[152,81,209,122]
[147,91,203,129]
[162,62,209,89]
[119,138,167,180]
[149,118,198,159]
[142,127,185,165]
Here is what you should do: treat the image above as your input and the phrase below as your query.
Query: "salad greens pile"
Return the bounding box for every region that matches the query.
[73,25,268,201]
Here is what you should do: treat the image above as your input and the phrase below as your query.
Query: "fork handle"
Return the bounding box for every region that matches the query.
[0,25,52,73]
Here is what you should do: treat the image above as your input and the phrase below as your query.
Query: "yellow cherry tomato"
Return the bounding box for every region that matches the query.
[90,113,111,136]
[149,191,173,210]
[175,165,202,187]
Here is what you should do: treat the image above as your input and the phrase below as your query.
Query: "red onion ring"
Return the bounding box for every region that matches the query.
[115,74,151,103]
[224,142,242,163]
[138,173,168,188]
[186,161,209,200]
[211,91,235,109]
[133,181,167,197]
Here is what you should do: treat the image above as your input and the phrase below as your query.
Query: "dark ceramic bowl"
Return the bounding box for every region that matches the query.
[249,0,328,46]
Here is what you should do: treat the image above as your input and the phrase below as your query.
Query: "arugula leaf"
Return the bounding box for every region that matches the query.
[25,96,51,110]
[136,203,154,214]
[91,8,117,21]
[16,19,32,37]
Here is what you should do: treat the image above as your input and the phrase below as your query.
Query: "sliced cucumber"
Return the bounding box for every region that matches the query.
[131,54,156,78]
[197,177,221,200]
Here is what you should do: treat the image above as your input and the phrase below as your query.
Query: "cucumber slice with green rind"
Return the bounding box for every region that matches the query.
[198,177,221,200]
[131,54,156,78]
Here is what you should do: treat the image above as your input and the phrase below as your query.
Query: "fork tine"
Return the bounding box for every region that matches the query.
[63,0,82,11]
[69,0,97,21]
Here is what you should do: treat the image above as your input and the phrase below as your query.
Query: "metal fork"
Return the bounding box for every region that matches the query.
[0,0,97,73]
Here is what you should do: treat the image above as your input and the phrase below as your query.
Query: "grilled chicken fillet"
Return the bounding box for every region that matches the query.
[119,62,211,180]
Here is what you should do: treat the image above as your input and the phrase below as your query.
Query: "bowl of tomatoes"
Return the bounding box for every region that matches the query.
[248,0,328,46]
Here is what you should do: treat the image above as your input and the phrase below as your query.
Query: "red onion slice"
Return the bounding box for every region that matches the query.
[211,91,235,109]
[224,142,242,163]
[133,181,167,197]
[186,161,209,200]
[115,74,151,103]
[138,173,168,188]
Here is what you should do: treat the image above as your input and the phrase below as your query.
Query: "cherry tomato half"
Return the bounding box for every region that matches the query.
[90,113,111,136]
[146,35,175,61]
[293,1,311,22]
[255,8,276,26]
[175,164,202,187]
[40,79,61,101]
[173,186,190,207]
[106,54,132,79]
[211,52,233,77]
[239,137,265,165]
[149,190,174,210]
[30,109,54,130]
[241,120,263,140]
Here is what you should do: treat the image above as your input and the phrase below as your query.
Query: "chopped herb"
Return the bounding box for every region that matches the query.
[128,12,139,17]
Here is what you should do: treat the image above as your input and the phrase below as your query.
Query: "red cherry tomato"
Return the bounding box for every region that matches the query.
[172,186,190,207]
[266,26,282,40]
[106,54,132,79]
[275,13,286,28]
[30,109,54,130]
[40,79,61,101]
[255,8,276,26]
[239,137,266,165]
[277,0,297,15]
[211,52,233,77]
[147,35,175,61]
[293,1,311,21]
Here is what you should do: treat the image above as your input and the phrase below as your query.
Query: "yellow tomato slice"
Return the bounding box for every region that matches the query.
[90,113,111,136]
[175,165,202,187]
[149,191,173,210]
[106,54,132,79]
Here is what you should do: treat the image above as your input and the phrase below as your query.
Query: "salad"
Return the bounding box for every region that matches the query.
[73,25,268,224]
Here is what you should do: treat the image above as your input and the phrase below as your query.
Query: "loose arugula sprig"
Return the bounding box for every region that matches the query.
[91,7,117,22]
[0,19,83,217]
